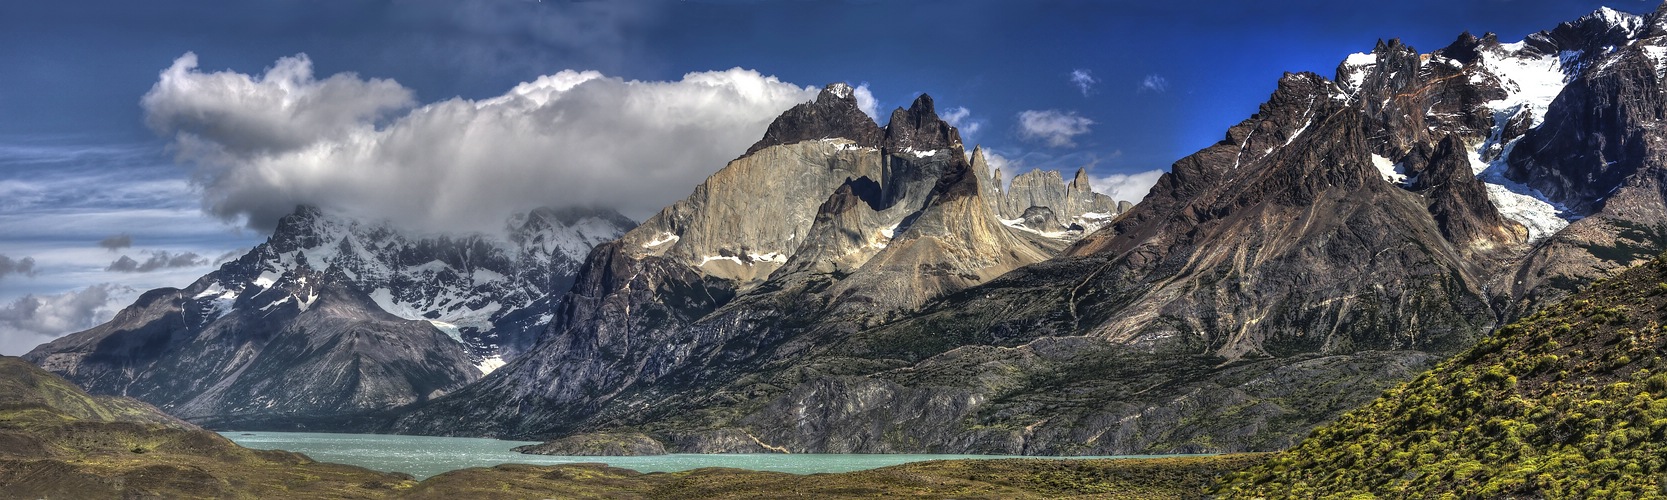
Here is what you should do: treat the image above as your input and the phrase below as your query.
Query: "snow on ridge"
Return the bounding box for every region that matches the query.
[1340,52,1378,91]
[1479,43,1571,129]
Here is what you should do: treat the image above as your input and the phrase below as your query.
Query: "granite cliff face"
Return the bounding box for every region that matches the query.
[390,84,1126,438]
[25,206,632,429]
[409,6,1667,455]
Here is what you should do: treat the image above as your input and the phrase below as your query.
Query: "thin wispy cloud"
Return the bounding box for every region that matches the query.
[1016,110,1094,148]
[940,106,982,138]
[0,255,38,281]
[1070,69,1098,96]
[143,53,821,231]
[1139,74,1169,93]
[98,233,133,251]
[106,251,209,273]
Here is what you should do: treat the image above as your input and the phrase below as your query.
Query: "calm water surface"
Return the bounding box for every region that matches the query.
[222,431,1193,480]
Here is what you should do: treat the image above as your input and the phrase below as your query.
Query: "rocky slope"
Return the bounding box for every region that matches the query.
[389,84,1129,439]
[448,6,1667,456]
[25,206,632,429]
[1222,252,1667,497]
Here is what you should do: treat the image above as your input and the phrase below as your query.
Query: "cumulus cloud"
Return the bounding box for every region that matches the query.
[143,53,819,231]
[0,284,130,355]
[851,83,881,122]
[1090,169,1165,204]
[98,233,133,251]
[0,255,37,281]
[1017,110,1094,148]
[105,251,209,273]
[940,106,982,138]
[1139,74,1169,93]
[1070,69,1098,96]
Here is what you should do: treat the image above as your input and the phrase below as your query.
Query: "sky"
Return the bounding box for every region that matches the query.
[0,0,1649,354]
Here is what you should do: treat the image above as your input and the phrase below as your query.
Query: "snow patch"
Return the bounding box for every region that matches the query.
[643,232,680,248]
[1371,154,1408,185]
[699,255,745,267]
[426,320,466,344]
[903,147,937,158]
[748,252,787,264]
[476,355,507,375]
[1641,45,1667,79]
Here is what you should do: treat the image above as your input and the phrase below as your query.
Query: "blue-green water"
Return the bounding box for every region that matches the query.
[222,431,1185,480]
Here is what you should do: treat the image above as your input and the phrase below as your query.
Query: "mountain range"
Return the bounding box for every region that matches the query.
[23,4,1667,461]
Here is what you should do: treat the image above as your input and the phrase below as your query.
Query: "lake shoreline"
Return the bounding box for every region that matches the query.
[222,430,1215,480]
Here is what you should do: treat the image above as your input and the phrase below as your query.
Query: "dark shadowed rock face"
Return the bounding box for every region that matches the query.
[747,83,883,155]
[883,94,961,153]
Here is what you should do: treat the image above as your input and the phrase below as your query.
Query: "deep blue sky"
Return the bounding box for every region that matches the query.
[0,0,1651,354]
[1,0,1645,167]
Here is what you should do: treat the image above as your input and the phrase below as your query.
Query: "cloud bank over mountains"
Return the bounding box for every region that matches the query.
[143,53,822,231]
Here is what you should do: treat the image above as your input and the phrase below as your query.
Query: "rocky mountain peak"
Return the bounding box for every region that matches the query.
[746,83,882,155]
[883,93,961,153]
[1523,6,1643,61]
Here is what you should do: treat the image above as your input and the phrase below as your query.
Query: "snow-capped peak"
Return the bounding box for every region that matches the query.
[197,206,634,359]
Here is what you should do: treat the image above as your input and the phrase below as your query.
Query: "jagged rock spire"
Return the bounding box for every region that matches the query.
[883,94,961,153]
[746,83,882,155]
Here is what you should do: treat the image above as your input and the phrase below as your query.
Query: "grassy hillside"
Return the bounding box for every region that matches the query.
[407,454,1268,500]
[1220,254,1667,498]
[0,356,418,499]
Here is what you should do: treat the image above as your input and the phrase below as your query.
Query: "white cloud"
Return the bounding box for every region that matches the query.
[852,83,881,122]
[0,284,133,356]
[142,53,821,231]
[1139,74,1169,93]
[1016,110,1094,148]
[1070,69,1098,96]
[1090,169,1165,204]
[143,53,416,158]
[940,106,982,138]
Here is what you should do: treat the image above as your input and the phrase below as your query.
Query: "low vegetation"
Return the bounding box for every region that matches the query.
[1220,254,1667,497]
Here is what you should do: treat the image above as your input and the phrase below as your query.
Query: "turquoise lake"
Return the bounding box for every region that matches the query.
[222,431,1187,480]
